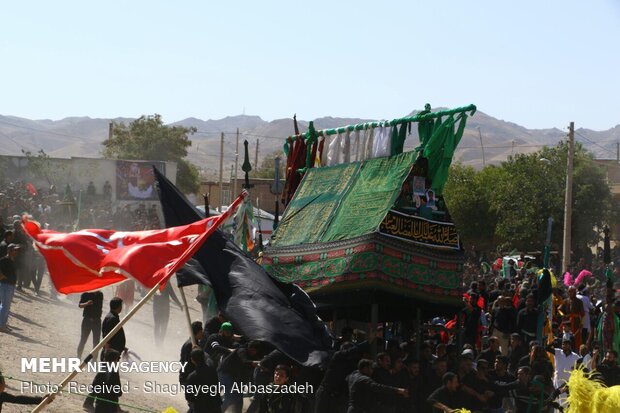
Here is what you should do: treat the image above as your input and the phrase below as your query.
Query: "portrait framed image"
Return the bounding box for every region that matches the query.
[426,189,437,210]
[115,160,165,200]
[412,176,426,195]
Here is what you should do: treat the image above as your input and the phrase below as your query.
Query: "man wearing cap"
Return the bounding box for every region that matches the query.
[0,243,21,332]
[204,322,236,412]
[205,321,236,369]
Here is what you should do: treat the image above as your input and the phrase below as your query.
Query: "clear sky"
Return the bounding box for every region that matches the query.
[1,0,619,130]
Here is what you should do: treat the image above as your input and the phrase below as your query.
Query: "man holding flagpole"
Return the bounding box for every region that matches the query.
[24,191,247,412]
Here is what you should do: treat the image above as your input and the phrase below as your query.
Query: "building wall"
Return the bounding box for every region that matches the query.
[1,154,177,209]
[594,159,620,241]
[199,178,281,215]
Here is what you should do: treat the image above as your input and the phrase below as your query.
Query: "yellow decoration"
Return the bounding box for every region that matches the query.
[161,408,179,413]
[536,268,557,287]
[566,366,620,413]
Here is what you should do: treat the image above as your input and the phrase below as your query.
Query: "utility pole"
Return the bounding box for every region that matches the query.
[616,141,619,162]
[233,128,240,197]
[219,133,224,212]
[108,122,113,140]
[477,127,486,167]
[255,139,260,171]
[562,122,575,274]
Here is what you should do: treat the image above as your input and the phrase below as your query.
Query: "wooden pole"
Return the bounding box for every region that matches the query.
[562,122,575,274]
[254,138,259,171]
[233,128,239,197]
[32,280,165,412]
[178,286,198,347]
[219,132,224,212]
[477,127,486,167]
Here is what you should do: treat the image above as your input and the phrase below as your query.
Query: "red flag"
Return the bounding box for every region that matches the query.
[26,183,37,196]
[23,194,245,294]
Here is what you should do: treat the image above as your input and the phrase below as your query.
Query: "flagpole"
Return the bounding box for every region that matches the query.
[178,286,198,347]
[31,280,165,413]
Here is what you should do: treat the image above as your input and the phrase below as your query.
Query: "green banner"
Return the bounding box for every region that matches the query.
[271,162,360,246]
[379,209,460,249]
[321,151,416,242]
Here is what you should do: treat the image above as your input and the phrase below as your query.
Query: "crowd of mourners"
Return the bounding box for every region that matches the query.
[172,247,620,413]
[0,180,163,330]
[4,179,620,413]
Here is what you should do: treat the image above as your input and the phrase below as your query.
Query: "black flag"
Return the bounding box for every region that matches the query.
[154,168,334,367]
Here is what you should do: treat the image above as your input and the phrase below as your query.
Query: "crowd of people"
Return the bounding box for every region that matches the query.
[4,177,620,413]
[164,249,620,413]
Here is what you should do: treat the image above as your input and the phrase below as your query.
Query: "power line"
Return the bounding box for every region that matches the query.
[574,131,617,158]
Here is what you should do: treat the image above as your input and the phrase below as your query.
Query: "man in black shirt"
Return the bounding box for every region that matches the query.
[592,349,620,387]
[0,231,14,258]
[315,331,375,413]
[204,312,225,336]
[490,296,517,355]
[487,355,516,411]
[85,297,126,411]
[427,372,467,413]
[254,364,305,413]
[404,358,423,412]
[204,321,235,368]
[92,350,123,413]
[0,243,20,332]
[77,290,104,358]
[347,359,408,413]
[516,295,540,346]
[420,358,448,413]
[186,348,222,413]
[477,336,501,364]
[180,321,204,384]
[101,297,127,359]
[507,333,528,375]
[219,341,261,412]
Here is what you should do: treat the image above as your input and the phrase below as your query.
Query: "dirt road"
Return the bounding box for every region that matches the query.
[0,279,202,413]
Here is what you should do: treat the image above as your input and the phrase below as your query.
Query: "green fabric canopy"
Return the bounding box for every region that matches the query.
[271,151,416,247]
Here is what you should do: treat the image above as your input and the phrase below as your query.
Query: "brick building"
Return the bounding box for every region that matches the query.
[199,177,281,216]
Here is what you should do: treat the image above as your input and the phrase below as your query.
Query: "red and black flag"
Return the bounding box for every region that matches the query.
[154,167,334,367]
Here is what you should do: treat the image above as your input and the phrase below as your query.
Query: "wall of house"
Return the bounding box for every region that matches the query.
[0,155,177,210]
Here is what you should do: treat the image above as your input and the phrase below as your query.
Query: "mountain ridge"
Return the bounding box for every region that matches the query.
[1,110,618,179]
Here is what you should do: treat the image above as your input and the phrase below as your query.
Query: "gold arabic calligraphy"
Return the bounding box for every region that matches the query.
[380,210,459,248]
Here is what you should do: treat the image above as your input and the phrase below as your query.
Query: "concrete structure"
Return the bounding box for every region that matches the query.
[0,155,177,209]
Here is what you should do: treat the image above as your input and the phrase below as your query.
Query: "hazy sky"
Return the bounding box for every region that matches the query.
[2,0,619,130]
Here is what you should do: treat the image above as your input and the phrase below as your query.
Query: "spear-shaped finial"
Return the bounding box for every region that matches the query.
[242,140,253,189]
